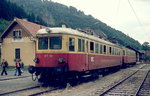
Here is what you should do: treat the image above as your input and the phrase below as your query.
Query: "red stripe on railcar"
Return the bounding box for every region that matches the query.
[36,53,123,72]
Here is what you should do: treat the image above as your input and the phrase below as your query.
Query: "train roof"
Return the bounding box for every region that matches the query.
[37,27,119,47]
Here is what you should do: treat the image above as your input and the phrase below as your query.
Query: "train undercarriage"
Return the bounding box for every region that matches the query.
[28,65,123,87]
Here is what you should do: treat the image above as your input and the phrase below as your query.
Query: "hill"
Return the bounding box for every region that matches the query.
[3,0,142,49]
[0,0,47,34]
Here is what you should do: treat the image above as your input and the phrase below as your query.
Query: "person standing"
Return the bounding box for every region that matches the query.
[1,59,8,76]
[15,59,21,76]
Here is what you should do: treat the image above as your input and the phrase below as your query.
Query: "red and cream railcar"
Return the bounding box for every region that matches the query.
[122,47,136,66]
[29,27,131,85]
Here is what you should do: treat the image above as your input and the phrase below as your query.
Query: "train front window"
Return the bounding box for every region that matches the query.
[38,37,48,50]
[50,37,62,49]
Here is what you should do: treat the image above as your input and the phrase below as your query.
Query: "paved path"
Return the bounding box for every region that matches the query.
[0,70,30,80]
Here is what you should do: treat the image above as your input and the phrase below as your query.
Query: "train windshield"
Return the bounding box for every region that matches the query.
[38,36,62,50]
[49,37,62,49]
[38,37,48,50]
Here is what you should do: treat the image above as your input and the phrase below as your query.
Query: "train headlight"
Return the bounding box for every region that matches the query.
[33,57,39,63]
[28,66,35,74]
[58,58,65,64]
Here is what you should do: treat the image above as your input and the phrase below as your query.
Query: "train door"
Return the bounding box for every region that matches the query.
[85,40,89,70]
[122,49,126,66]
[88,41,95,70]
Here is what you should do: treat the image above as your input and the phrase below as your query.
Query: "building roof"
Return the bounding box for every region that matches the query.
[1,18,46,38]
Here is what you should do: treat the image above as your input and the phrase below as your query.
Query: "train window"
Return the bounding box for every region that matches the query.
[78,39,85,52]
[90,42,94,53]
[100,44,103,54]
[38,37,48,50]
[103,45,106,54]
[116,49,118,55]
[50,37,62,49]
[69,38,75,51]
[95,43,99,53]
[112,47,114,55]
[82,39,85,52]
[86,41,88,53]
[109,47,112,55]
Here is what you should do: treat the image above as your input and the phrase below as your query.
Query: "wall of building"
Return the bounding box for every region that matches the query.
[1,37,35,66]
[1,22,35,66]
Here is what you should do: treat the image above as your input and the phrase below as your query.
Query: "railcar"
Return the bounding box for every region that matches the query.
[28,27,136,86]
[122,47,136,66]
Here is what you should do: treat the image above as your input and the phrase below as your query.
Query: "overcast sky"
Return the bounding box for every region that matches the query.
[52,0,150,44]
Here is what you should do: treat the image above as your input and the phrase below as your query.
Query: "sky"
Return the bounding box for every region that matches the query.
[51,0,150,44]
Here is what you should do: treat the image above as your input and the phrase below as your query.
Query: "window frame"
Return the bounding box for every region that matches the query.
[95,43,99,54]
[69,37,75,51]
[78,38,85,52]
[13,29,22,38]
[103,45,107,54]
[49,36,62,50]
[90,41,94,53]
[38,37,48,50]
[15,48,20,59]
[99,44,103,54]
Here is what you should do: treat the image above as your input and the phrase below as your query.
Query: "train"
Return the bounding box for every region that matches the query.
[28,27,136,86]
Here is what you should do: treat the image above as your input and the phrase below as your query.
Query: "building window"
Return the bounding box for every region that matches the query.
[69,38,75,51]
[78,39,85,52]
[15,48,20,59]
[90,42,94,53]
[50,37,62,49]
[38,37,48,50]
[13,29,22,38]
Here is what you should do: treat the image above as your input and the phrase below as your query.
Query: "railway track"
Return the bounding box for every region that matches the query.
[0,85,40,96]
[99,65,150,96]
[0,83,63,96]
[29,87,62,96]
[0,75,30,81]
[135,70,150,96]
[0,85,62,96]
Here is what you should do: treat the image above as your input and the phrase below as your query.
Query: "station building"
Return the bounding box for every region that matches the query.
[1,18,45,66]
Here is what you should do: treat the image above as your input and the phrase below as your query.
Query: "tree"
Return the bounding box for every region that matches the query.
[142,42,150,50]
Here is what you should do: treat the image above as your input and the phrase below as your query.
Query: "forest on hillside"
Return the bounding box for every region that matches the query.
[0,0,47,33]
[0,0,143,50]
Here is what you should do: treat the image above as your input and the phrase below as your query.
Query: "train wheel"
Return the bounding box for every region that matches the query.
[69,73,79,86]
[59,74,67,88]
[91,72,99,80]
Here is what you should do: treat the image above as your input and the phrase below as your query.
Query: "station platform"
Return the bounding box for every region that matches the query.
[0,69,31,81]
